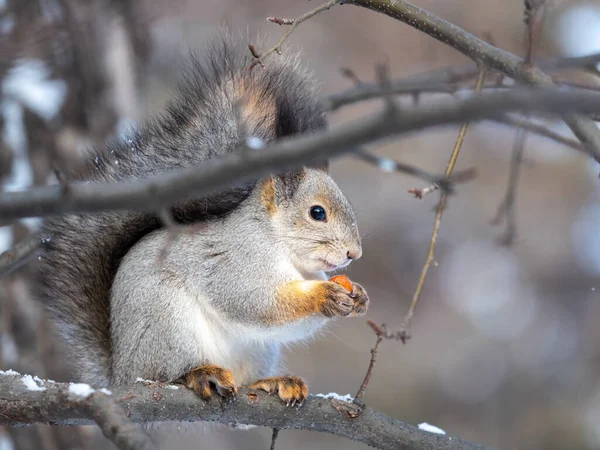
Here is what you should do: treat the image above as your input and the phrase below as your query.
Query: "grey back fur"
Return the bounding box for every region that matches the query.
[36,35,327,386]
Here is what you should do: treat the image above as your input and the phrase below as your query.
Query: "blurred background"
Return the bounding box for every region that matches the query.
[2,0,600,449]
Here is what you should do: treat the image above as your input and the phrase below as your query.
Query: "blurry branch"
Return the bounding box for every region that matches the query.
[491,128,528,246]
[323,78,457,111]
[0,372,490,450]
[344,0,600,163]
[3,88,600,221]
[322,77,588,155]
[269,428,280,450]
[249,0,341,69]
[86,393,156,450]
[489,0,544,246]
[399,70,486,343]
[496,115,583,153]
[523,0,545,64]
[0,373,155,450]
[353,320,384,405]
[0,234,41,276]
[354,150,476,193]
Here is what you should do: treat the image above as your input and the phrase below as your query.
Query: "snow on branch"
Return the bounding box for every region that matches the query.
[0,371,490,450]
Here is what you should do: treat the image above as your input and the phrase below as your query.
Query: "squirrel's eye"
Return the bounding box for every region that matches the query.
[310,205,327,221]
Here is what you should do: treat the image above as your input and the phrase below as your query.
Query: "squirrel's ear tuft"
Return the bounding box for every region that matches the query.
[307,160,329,173]
[273,169,307,203]
[258,169,306,215]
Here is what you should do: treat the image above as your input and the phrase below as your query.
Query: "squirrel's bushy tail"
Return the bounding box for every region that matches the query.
[36,35,326,385]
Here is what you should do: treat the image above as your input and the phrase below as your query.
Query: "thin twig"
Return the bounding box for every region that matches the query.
[249,0,341,69]
[496,115,583,153]
[355,150,449,190]
[354,321,384,405]
[491,127,527,246]
[400,70,486,343]
[524,0,546,64]
[489,1,544,245]
[339,67,364,86]
[408,183,439,199]
[269,428,280,450]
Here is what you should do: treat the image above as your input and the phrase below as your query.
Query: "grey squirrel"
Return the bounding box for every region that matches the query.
[36,36,369,405]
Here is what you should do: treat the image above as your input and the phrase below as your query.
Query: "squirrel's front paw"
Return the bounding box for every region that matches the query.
[320,282,355,317]
[184,364,237,401]
[348,282,369,316]
[248,376,307,406]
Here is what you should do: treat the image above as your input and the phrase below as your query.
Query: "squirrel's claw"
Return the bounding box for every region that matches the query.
[349,282,369,316]
[184,364,238,401]
[248,375,307,407]
[321,281,369,318]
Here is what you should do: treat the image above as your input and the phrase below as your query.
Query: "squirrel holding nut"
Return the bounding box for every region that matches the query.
[36,36,369,406]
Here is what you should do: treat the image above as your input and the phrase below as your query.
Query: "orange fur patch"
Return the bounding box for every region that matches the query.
[269,280,330,324]
[233,81,277,135]
[259,177,277,216]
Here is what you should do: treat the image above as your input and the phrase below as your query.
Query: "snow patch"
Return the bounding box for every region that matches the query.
[418,422,446,435]
[22,374,46,391]
[0,432,14,450]
[0,369,20,376]
[99,388,112,395]
[1,332,18,363]
[315,392,354,402]
[2,59,67,121]
[377,157,396,173]
[246,136,265,149]
[135,377,154,383]
[68,383,95,398]
[34,375,54,384]
[165,385,179,390]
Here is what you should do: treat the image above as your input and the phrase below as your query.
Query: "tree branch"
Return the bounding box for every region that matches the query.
[1,88,600,222]
[0,234,41,275]
[0,372,490,450]
[344,0,600,163]
[86,393,157,450]
[400,70,485,342]
[250,0,341,69]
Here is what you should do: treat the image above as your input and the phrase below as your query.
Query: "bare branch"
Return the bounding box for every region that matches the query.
[491,127,528,246]
[354,320,384,405]
[354,150,451,191]
[2,88,600,221]
[496,115,584,153]
[0,234,41,276]
[401,70,486,342]
[87,393,157,450]
[269,428,280,450]
[0,372,490,450]
[344,0,600,162]
[523,0,546,64]
[249,0,341,69]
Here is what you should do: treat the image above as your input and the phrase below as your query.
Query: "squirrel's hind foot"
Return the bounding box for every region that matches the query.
[184,364,237,400]
[248,375,308,406]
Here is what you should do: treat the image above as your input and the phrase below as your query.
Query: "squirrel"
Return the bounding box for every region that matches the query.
[36,36,369,406]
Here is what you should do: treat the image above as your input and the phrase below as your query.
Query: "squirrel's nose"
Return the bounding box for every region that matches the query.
[347,249,361,260]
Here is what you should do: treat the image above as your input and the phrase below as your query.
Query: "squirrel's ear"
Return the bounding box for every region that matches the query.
[307,160,329,173]
[272,169,307,203]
